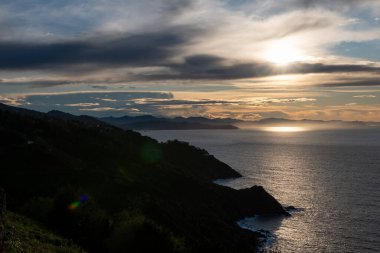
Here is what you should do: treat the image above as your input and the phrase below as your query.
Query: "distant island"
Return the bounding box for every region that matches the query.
[0,103,287,253]
[99,115,240,130]
[98,114,379,131]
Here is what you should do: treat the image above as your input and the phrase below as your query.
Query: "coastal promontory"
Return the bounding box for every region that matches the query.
[0,103,286,252]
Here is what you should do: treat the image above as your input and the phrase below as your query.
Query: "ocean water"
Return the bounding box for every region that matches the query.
[142,129,380,253]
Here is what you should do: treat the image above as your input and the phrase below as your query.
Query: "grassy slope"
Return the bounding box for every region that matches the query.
[4,211,86,253]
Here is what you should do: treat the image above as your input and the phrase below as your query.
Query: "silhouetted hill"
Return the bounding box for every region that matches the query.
[0,103,286,253]
[100,115,239,130]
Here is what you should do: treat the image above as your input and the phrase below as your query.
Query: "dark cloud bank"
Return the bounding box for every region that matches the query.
[0,31,188,70]
[0,28,379,85]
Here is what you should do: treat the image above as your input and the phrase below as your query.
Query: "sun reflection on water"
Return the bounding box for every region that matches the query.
[263,126,307,132]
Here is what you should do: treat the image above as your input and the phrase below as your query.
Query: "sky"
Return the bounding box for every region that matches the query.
[0,0,380,121]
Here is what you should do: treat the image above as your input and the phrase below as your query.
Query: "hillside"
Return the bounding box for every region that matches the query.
[4,211,86,253]
[0,103,286,253]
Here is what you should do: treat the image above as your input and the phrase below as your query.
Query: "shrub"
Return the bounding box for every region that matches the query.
[21,196,54,223]
[106,211,184,253]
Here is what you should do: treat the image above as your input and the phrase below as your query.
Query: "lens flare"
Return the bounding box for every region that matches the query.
[68,194,89,211]
[68,201,81,211]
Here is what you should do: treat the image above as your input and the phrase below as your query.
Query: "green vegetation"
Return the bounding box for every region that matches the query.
[0,103,286,252]
[4,211,86,253]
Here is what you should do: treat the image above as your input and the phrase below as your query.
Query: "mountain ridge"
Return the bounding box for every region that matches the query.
[100,113,380,130]
[100,115,240,130]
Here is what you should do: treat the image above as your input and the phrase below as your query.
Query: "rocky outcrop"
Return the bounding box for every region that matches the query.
[236,186,287,215]
[214,185,288,223]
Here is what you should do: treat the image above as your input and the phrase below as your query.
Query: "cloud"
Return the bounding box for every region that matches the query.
[242,0,380,14]
[130,97,316,108]
[0,30,194,71]
[260,97,316,103]
[1,0,380,122]
[64,103,100,107]
[1,1,379,73]
[257,111,290,119]
[0,0,379,87]
[2,38,379,83]
[291,63,380,74]
[293,0,378,9]
[2,90,379,121]
[0,0,195,41]
[0,96,24,106]
[7,91,173,115]
[91,85,108,90]
[353,95,377,98]
[0,91,317,118]
[132,54,380,81]
[318,78,380,87]
[291,107,380,122]
[79,107,140,113]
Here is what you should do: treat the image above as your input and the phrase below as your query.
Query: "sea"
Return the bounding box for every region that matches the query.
[142,128,380,253]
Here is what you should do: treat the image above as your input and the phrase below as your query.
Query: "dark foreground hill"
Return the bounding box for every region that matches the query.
[0,103,286,253]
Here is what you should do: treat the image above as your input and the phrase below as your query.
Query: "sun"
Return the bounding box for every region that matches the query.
[265,39,306,65]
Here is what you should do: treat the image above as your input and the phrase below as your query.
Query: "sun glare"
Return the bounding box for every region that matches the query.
[264,126,306,132]
[265,39,305,65]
